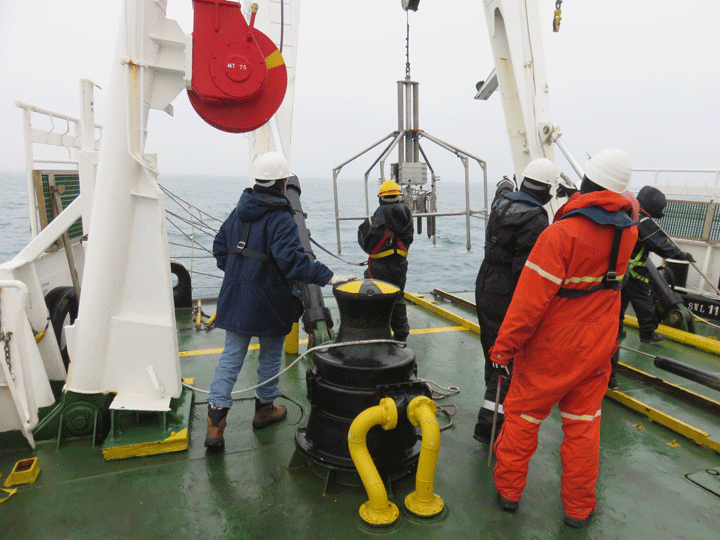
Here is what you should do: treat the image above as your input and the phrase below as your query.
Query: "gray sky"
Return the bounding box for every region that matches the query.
[1,0,718,185]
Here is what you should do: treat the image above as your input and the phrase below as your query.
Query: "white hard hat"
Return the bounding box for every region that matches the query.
[251,151,291,185]
[521,158,559,189]
[584,149,632,193]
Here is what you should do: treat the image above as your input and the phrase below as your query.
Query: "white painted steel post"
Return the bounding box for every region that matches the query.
[65,0,182,403]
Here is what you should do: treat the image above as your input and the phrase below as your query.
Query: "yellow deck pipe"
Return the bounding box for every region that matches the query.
[404,396,444,517]
[348,397,399,527]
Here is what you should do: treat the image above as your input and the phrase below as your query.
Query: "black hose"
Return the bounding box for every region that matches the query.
[653,356,720,392]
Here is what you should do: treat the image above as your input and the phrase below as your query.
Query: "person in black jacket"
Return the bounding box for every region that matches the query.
[472,158,560,444]
[358,180,414,341]
[618,185,695,345]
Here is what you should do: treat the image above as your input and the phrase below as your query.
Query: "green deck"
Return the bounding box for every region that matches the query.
[1,292,719,539]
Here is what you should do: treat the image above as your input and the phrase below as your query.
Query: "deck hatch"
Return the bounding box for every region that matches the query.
[686,468,720,497]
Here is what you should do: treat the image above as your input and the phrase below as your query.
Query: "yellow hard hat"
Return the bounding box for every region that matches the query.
[378,180,402,198]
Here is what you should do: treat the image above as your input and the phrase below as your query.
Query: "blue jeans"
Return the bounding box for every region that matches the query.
[207,331,286,408]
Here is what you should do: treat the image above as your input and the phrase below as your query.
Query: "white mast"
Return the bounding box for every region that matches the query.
[65,0,187,408]
[480,0,556,181]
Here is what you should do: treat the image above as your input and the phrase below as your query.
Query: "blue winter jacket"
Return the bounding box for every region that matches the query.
[213,186,333,337]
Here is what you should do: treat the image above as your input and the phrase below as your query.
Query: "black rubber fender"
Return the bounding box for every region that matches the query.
[171,260,193,309]
[44,286,78,371]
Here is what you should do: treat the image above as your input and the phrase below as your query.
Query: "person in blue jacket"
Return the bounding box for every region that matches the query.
[205,151,355,452]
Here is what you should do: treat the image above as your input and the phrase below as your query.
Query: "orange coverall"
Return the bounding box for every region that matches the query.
[489,190,638,521]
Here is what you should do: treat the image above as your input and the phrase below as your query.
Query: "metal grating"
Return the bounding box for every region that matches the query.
[656,200,707,241]
[40,173,83,240]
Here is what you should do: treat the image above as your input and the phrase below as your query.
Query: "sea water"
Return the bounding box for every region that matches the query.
[0,171,488,295]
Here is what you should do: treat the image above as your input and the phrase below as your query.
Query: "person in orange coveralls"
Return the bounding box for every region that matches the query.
[488,149,639,529]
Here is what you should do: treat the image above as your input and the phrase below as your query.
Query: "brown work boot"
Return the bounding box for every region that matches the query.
[205,404,229,452]
[252,398,287,430]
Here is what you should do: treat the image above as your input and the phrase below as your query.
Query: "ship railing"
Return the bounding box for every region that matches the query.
[632,168,720,294]
[633,168,720,200]
[15,80,102,240]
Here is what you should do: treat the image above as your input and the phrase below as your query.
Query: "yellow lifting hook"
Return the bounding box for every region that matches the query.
[553,0,563,32]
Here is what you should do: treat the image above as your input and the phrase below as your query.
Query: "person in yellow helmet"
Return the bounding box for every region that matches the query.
[357,180,414,341]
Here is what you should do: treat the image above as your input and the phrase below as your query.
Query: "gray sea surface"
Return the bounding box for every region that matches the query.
[0,171,488,295]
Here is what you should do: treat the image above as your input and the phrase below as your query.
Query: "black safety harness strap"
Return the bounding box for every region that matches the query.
[554,206,636,299]
[227,222,271,263]
[555,226,625,298]
[226,221,300,293]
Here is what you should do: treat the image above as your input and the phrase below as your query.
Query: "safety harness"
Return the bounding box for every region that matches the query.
[227,222,271,263]
[627,212,657,283]
[555,206,636,298]
[368,227,408,260]
[628,245,649,283]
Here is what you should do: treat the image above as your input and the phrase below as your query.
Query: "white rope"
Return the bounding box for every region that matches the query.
[182,338,407,395]
[693,314,720,331]
[183,338,462,431]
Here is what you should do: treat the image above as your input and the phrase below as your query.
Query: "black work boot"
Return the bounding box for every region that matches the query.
[252,398,287,430]
[498,493,519,512]
[608,350,619,389]
[564,510,594,528]
[640,332,665,344]
[473,417,504,444]
[205,404,229,452]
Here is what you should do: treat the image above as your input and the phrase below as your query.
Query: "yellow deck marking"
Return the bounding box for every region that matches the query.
[409,326,465,335]
[623,314,720,356]
[605,388,720,453]
[179,325,468,357]
[180,347,224,357]
[404,291,481,334]
[102,429,189,461]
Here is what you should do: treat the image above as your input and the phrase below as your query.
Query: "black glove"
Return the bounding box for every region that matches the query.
[558,184,580,198]
[680,252,696,263]
[492,362,511,377]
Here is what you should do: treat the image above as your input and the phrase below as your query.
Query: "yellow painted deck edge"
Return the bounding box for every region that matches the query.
[404,292,480,334]
[102,428,189,461]
[605,389,720,453]
[624,315,720,356]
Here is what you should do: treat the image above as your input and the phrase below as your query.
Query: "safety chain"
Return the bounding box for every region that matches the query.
[0,331,12,375]
[553,0,563,32]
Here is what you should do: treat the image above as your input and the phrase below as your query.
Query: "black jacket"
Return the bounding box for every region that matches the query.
[475,181,549,298]
[358,200,414,287]
[630,209,685,276]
